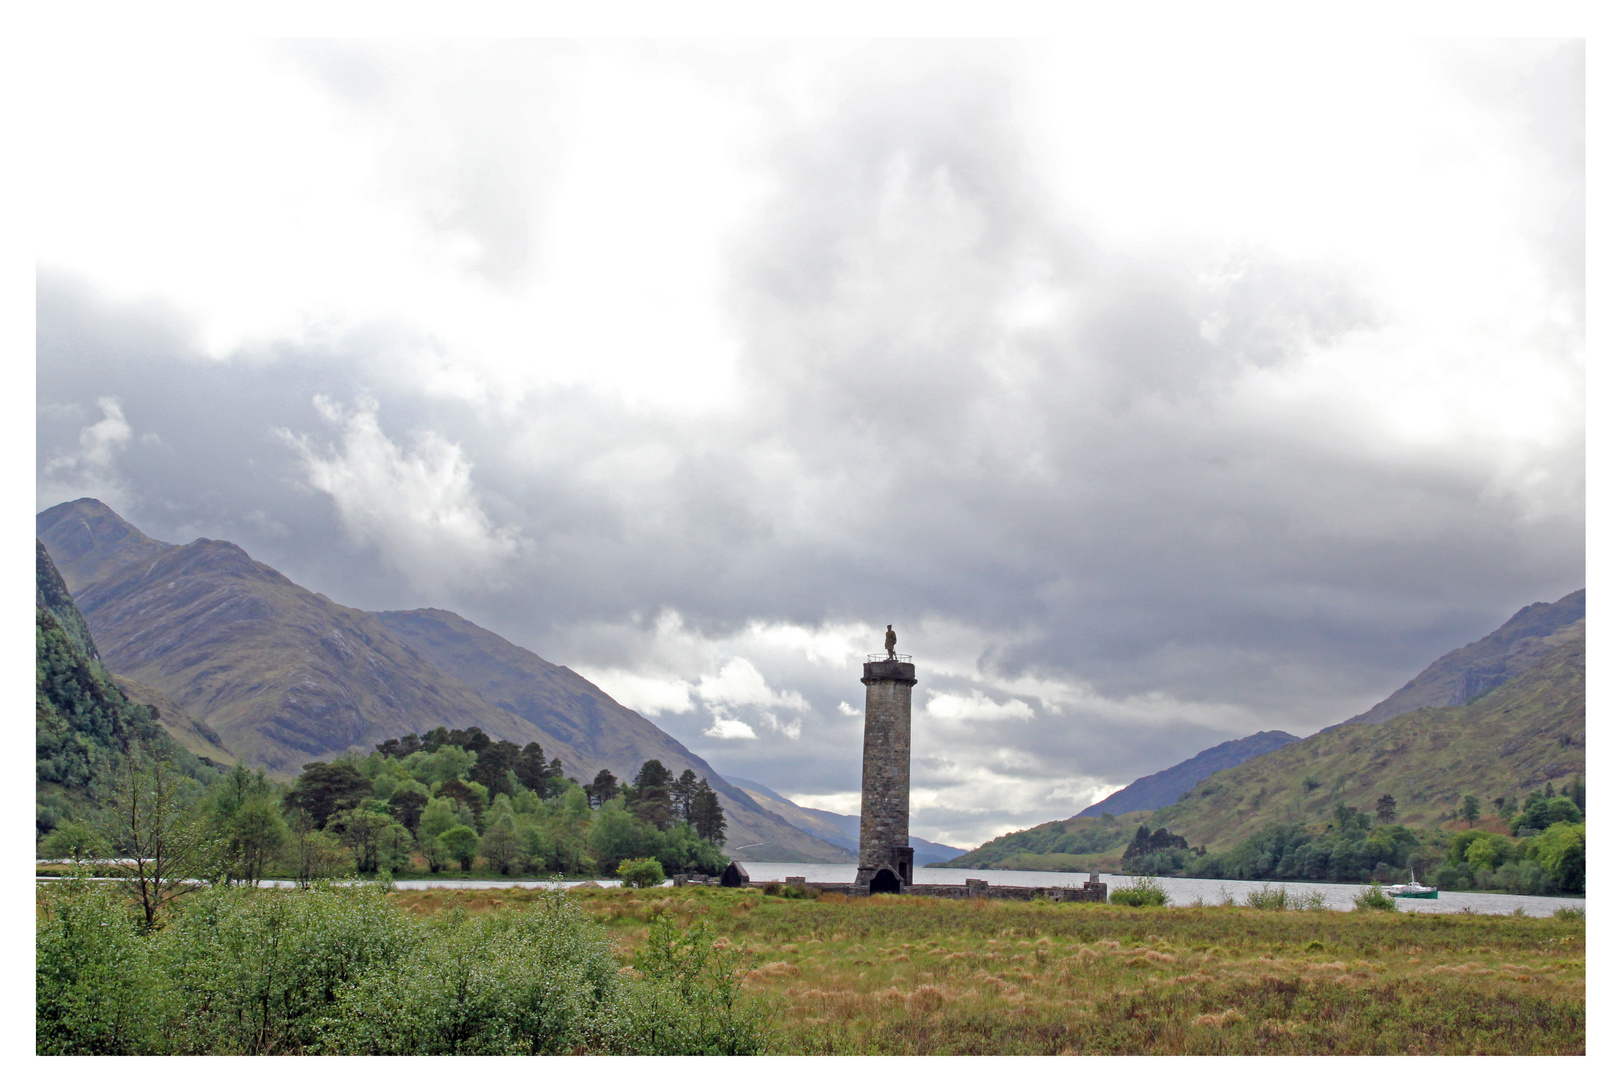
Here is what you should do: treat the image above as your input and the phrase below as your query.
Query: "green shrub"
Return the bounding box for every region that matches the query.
[618,857,667,889]
[1352,882,1397,911]
[36,877,168,1054]
[1244,883,1291,910]
[616,914,775,1054]
[1552,905,1585,922]
[318,890,622,1054]
[1109,876,1169,907]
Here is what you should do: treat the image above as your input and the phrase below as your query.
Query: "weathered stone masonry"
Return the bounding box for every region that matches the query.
[855,658,916,893]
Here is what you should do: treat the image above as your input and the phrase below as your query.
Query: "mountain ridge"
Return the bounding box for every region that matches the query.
[35,498,847,862]
[1075,730,1301,818]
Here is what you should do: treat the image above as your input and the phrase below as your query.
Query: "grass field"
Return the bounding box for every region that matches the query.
[391,885,1585,1055]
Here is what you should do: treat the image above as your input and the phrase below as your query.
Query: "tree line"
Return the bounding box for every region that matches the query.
[40,725,731,924]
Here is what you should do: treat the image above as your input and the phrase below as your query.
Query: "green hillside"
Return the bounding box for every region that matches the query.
[948,623,1584,873]
[36,540,216,837]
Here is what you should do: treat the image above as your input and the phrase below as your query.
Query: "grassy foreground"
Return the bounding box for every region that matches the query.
[415,885,1585,1055]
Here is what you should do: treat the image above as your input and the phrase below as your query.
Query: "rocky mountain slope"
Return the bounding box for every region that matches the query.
[1146,628,1584,847]
[36,499,847,862]
[1333,589,1584,728]
[721,775,968,865]
[1074,730,1300,818]
[945,595,1585,870]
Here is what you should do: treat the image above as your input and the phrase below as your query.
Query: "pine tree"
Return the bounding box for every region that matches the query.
[689,780,726,845]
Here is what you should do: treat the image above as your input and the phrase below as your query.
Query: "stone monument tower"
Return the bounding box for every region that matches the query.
[855,644,917,894]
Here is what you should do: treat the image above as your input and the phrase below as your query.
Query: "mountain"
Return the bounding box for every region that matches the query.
[722,775,968,866]
[1074,730,1300,818]
[372,609,847,862]
[1145,627,1584,848]
[944,594,1585,871]
[36,499,848,862]
[36,539,217,835]
[1332,590,1584,728]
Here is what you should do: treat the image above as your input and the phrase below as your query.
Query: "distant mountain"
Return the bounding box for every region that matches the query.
[1332,590,1585,728]
[721,775,968,866]
[36,499,848,862]
[1148,625,1584,847]
[1075,730,1301,818]
[943,592,1585,871]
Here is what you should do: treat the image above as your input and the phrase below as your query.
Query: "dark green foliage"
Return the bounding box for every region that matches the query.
[1375,793,1397,823]
[619,857,666,889]
[469,739,521,793]
[587,769,619,809]
[439,825,481,871]
[689,781,726,845]
[1511,791,1582,832]
[1460,794,1481,826]
[284,761,372,829]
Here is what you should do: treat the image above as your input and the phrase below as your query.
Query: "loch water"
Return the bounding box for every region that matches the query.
[732,862,1585,918]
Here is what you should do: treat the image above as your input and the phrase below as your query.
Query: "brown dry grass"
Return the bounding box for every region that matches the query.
[394,885,1584,1054]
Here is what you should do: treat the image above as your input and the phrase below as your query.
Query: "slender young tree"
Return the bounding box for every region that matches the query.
[96,750,219,931]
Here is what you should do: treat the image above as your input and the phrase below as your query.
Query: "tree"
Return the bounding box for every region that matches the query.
[689,781,726,846]
[286,814,355,886]
[1460,794,1481,827]
[587,769,619,809]
[331,808,410,874]
[96,750,219,931]
[671,769,700,822]
[283,760,372,829]
[470,740,521,794]
[478,811,523,875]
[619,857,666,889]
[515,742,550,794]
[203,764,289,885]
[1375,794,1397,824]
[631,759,675,829]
[40,819,104,861]
[418,796,462,842]
[439,824,480,872]
[387,784,430,832]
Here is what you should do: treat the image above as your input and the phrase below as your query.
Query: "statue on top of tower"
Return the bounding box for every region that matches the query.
[884,624,897,660]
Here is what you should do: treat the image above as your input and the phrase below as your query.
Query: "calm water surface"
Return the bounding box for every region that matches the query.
[41,864,1584,916]
[734,862,1586,918]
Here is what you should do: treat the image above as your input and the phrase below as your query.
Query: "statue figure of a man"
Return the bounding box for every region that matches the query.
[884,624,897,660]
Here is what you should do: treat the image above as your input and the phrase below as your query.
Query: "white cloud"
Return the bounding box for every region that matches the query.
[702,711,758,740]
[697,657,810,712]
[41,397,136,508]
[575,670,694,717]
[837,701,861,717]
[282,396,520,593]
[924,690,1036,723]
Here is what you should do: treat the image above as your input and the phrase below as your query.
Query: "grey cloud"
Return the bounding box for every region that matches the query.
[36,42,1583,835]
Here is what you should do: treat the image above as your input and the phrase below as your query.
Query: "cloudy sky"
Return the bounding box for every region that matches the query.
[34,37,1584,847]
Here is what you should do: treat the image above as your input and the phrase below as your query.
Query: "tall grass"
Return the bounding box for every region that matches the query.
[574,886,1584,1055]
[1109,876,1169,907]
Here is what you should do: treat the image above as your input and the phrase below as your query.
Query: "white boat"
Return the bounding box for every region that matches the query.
[1385,873,1438,899]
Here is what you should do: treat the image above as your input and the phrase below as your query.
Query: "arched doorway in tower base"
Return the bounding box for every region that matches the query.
[868,868,900,895]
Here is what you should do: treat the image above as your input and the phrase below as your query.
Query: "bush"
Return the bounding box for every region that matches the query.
[1244,884,1291,910]
[1552,905,1585,922]
[319,890,623,1054]
[614,914,775,1054]
[618,857,666,889]
[36,877,168,1054]
[1109,876,1168,907]
[1352,882,1397,911]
